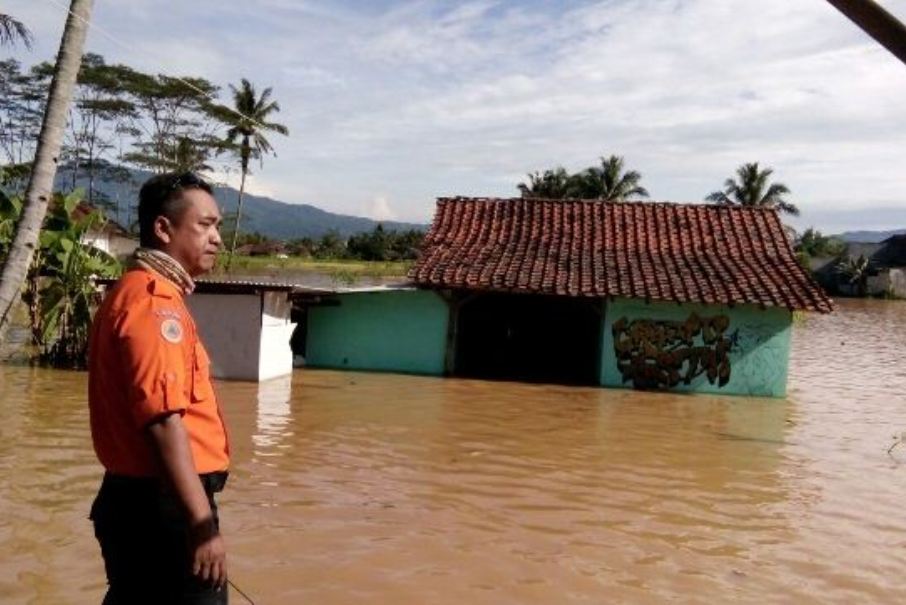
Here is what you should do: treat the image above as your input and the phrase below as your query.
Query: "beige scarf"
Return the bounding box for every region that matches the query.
[129,248,195,295]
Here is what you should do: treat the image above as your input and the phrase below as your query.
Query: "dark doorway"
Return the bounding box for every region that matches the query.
[454,293,602,385]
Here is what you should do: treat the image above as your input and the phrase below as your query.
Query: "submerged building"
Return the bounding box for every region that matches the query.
[304,197,832,397]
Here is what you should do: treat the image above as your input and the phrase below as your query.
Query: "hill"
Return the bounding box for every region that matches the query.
[834,229,906,243]
[58,166,427,239]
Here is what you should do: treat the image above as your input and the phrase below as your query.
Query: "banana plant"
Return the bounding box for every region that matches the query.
[30,190,120,366]
[0,189,22,258]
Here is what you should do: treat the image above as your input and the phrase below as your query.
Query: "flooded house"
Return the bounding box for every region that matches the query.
[301,197,832,397]
[812,234,906,298]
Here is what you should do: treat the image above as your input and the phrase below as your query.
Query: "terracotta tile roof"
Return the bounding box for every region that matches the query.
[409,197,833,313]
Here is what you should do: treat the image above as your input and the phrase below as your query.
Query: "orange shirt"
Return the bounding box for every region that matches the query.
[88,268,230,476]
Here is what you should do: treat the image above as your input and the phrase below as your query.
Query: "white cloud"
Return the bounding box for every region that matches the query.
[362,196,397,221]
[209,168,279,200]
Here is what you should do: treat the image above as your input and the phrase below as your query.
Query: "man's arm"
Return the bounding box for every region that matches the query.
[148,413,227,588]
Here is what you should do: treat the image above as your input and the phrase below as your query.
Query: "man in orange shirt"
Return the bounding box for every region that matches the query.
[89,172,230,604]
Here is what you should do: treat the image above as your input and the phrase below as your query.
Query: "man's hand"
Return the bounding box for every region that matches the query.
[148,414,228,589]
[190,519,227,588]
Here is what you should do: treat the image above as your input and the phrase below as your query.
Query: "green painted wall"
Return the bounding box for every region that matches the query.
[600,298,792,397]
[306,290,449,375]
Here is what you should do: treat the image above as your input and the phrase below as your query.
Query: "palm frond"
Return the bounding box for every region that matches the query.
[0,14,33,49]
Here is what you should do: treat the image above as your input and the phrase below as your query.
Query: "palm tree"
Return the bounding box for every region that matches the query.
[571,155,649,201]
[217,78,289,270]
[0,13,33,48]
[0,0,94,342]
[706,162,799,216]
[518,167,576,198]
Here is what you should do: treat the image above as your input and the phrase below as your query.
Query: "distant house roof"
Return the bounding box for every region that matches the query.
[409,197,833,313]
[874,234,906,267]
[70,202,130,236]
[235,242,286,256]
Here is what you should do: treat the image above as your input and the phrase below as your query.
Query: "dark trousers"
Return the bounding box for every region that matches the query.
[90,472,229,605]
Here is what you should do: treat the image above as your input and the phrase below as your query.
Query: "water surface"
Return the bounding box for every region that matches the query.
[1,299,905,604]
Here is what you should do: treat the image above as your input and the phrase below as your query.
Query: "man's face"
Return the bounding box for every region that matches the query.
[157,188,223,277]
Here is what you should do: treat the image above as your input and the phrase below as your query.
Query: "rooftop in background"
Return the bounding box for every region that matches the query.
[410,197,833,313]
[95,275,415,299]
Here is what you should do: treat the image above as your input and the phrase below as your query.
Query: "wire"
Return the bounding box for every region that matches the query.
[229,578,258,605]
[40,0,270,131]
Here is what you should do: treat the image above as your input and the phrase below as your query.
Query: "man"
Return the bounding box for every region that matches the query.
[88,172,230,604]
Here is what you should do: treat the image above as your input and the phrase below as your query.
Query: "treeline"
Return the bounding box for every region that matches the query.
[0,53,233,202]
[518,155,801,216]
[235,224,425,262]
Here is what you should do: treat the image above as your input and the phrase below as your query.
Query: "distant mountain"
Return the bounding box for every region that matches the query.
[833,229,906,244]
[57,166,427,239]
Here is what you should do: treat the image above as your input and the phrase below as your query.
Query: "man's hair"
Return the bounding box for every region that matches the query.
[137,172,213,247]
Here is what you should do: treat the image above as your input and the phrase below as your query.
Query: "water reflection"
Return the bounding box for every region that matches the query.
[252,374,294,452]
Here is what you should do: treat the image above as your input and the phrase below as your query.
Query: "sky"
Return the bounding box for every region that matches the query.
[6,0,906,234]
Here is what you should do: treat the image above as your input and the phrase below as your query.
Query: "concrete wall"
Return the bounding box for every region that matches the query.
[305,290,448,375]
[868,269,906,298]
[81,232,138,259]
[258,291,296,381]
[189,293,261,381]
[188,292,297,381]
[890,269,906,298]
[600,298,792,397]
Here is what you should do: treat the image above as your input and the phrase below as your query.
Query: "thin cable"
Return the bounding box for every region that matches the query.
[229,579,258,605]
[41,0,269,130]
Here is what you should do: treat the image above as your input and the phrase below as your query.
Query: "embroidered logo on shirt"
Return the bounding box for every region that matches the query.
[155,309,183,321]
[160,319,184,344]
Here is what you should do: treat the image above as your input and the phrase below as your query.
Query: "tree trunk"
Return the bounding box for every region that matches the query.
[0,0,94,342]
[225,166,248,271]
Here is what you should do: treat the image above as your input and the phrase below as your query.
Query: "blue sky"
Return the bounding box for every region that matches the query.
[7,0,906,233]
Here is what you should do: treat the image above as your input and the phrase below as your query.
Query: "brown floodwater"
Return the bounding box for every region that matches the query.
[1,298,906,604]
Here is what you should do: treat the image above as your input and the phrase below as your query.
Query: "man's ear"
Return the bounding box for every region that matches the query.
[153,215,173,245]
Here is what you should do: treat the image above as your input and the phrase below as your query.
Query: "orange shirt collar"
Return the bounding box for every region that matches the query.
[127,267,185,300]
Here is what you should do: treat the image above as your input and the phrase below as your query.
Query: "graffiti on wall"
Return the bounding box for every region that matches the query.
[612,313,734,390]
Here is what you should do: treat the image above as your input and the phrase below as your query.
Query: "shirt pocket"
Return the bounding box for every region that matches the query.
[191,342,216,403]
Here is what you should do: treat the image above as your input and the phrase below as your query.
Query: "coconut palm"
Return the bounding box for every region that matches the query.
[571,155,649,201]
[706,162,799,216]
[0,0,94,342]
[217,78,289,270]
[0,13,33,48]
[518,168,576,198]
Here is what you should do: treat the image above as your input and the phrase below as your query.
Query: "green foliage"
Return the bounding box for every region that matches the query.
[215,78,289,268]
[706,162,799,216]
[0,14,32,49]
[0,186,22,258]
[836,254,871,297]
[571,155,649,201]
[25,190,121,367]
[0,59,48,178]
[228,224,424,262]
[518,155,649,201]
[518,167,577,198]
[796,228,846,259]
[314,229,347,260]
[346,225,424,261]
[218,78,289,170]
